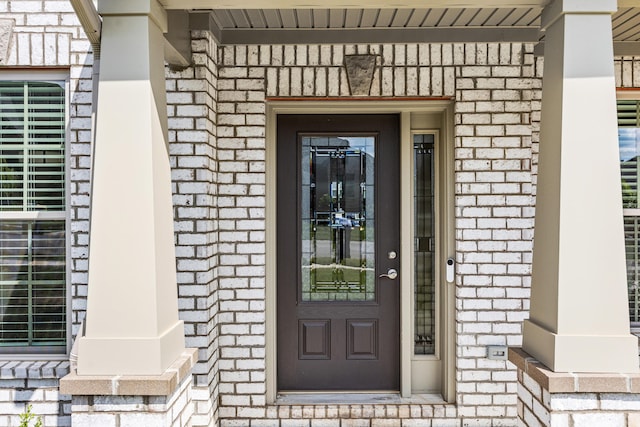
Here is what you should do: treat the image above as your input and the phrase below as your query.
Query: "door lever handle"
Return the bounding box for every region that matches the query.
[379,268,398,280]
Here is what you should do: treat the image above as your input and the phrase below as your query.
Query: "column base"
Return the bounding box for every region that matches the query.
[61,347,197,396]
[522,319,639,373]
[61,348,197,427]
[76,320,185,376]
[509,347,640,427]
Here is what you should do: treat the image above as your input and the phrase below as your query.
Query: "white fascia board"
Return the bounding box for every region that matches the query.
[216,26,541,45]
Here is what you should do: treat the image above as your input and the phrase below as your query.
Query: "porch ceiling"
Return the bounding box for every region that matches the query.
[184,5,640,53]
[161,0,640,9]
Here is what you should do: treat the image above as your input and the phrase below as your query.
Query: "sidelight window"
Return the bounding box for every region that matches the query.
[413,134,436,355]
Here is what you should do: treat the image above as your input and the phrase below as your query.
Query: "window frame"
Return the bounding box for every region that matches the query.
[0,70,71,358]
[617,89,640,333]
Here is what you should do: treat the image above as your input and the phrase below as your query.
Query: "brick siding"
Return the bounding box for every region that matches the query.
[1,3,640,427]
[168,30,220,427]
[0,2,93,426]
[212,41,537,426]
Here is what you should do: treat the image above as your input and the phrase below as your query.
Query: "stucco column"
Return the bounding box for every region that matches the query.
[522,0,638,373]
[76,0,185,375]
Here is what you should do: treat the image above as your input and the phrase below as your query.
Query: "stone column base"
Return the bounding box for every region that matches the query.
[509,347,640,427]
[60,348,197,427]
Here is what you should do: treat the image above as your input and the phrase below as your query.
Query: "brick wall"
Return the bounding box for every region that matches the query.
[511,348,640,427]
[210,41,536,427]
[183,37,640,427]
[0,361,70,427]
[0,2,92,426]
[70,374,194,427]
[168,30,220,427]
[2,4,640,426]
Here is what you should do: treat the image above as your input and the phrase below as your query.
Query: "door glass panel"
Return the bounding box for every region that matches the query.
[301,135,375,302]
[414,134,435,355]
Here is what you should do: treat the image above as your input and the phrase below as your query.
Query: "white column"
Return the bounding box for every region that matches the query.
[76,0,185,375]
[522,0,638,373]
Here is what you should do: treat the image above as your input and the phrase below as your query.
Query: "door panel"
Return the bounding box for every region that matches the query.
[277,114,400,391]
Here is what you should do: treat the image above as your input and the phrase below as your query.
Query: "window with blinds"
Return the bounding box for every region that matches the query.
[618,100,640,325]
[0,80,66,352]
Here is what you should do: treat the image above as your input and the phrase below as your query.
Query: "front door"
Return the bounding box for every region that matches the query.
[277,114,400,391]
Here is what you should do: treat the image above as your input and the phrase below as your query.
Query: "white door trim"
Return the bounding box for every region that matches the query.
[265,100,455,403]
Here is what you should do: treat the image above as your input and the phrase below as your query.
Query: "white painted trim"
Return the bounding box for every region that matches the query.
[0,70,69,81]
[64,76,73,357]
[265,100,455,403]
[400,111,412,398]
[0,71,71,358]
[215,27,540,46]
[0,212,67,221]
[408,128,444,395]
[443,103,456,403]
[265,104,278,404]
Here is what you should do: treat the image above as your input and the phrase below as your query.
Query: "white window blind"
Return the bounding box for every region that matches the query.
[618,100,640,325]
[0,81,66,352]
[0,82,65,211]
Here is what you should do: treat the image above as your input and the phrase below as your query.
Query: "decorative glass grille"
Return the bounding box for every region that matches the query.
[300,135,376,302]
[414,134,436,355]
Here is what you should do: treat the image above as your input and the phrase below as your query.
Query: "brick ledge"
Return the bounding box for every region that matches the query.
[0,360,70,379]
[59,348,197,396]
[508,347,640,393]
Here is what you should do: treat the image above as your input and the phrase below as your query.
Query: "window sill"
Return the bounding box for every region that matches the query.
[0,358,70,380]
[275,393,448,406]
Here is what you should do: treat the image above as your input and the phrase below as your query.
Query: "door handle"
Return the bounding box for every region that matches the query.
[379,268,398,280]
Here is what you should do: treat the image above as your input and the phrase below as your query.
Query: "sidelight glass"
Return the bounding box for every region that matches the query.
[300,135,375,302]
[414,134,436,355]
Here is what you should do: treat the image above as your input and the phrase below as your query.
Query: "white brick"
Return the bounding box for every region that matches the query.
[10,1,43,12]
[71,413,116,427]
[600,394,640,410]
[571,412,625,427]
[549,394,598,411]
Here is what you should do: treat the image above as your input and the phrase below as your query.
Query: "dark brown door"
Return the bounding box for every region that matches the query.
[277,114,400,391]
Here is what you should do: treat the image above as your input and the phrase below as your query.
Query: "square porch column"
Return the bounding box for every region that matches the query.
[522,0,639,373]
[74,0,186,376]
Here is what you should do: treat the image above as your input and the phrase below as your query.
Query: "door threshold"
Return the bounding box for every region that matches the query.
[275,392,446,405]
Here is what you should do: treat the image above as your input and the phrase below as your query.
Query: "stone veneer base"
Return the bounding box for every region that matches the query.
[509,347,640,427]
[60,348,197,396]
[59,349,197,427]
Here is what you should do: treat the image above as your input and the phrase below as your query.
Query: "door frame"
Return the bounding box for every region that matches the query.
[265,100,455,403]
[276,114,401,391]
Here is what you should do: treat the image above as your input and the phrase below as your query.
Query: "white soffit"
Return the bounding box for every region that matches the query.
[189,7,544,44]
[163,0,544,8]
[157,0,640,50]
[161,0,640,9]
